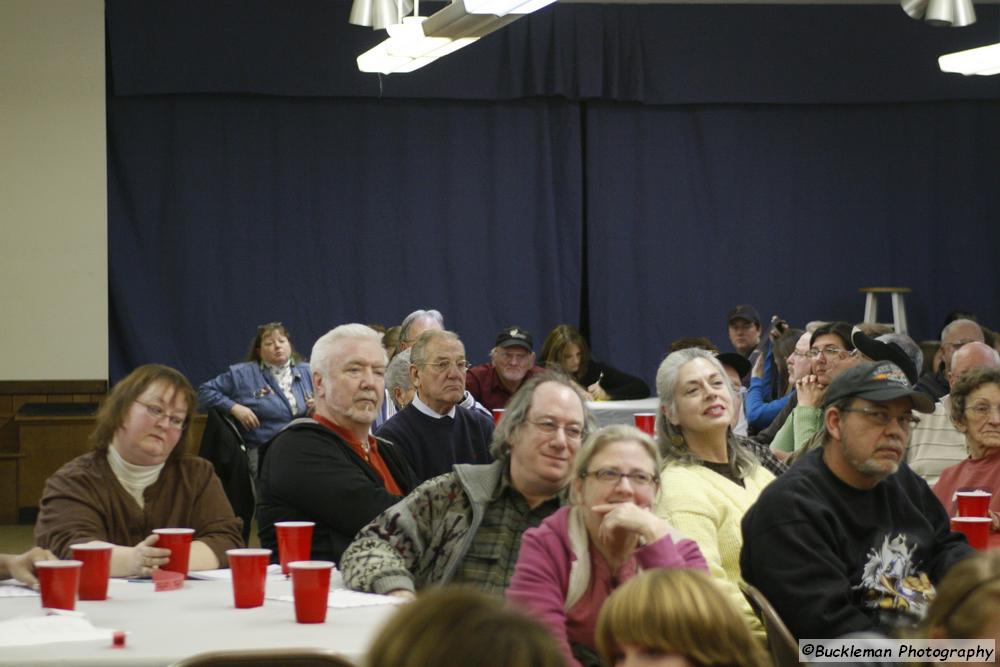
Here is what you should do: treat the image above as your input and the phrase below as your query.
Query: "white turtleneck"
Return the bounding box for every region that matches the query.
[107,446,165,509]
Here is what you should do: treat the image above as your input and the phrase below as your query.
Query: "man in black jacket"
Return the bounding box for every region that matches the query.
[741,361,971,640]
[257,324,417,565]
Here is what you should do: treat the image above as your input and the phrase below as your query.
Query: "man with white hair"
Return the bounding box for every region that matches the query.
[257,324,418,564]
[907,341,1000,485]
[467,326,546,411]
[915,319,984,401]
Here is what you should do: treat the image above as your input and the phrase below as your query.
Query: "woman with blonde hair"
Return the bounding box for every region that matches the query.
[365,588,566,667]
[595,568,770,667]
[508,424,706,667]
[918,550,1000,652]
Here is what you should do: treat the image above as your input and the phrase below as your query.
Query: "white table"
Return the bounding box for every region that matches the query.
[587,397,659,428]
[0,576,398,666]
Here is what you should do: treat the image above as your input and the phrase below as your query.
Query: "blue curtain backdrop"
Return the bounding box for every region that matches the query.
[106,0,1000,386]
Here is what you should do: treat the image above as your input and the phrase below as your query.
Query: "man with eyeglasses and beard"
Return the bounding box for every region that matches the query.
[770,321,863,455]
[341,375,592,599]
[375,330,495,484]
[741,361,971,640]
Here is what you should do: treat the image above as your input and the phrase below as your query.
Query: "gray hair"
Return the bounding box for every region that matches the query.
[876,333,924,384]
[385,349,413,408]
[941,318,984,344]
[654,348,758,480]
[488,373,594,461]
[410,330,462,367]
[400,309,445,345]
[311,324,386,380]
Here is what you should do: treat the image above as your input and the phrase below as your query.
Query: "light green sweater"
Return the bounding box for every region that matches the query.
[654,462,775,642]
[770,405,822,453]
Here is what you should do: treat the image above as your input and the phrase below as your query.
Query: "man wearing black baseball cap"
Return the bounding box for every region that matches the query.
[726,304,761,358]
[466,326,546,411]
[741,361,971,640]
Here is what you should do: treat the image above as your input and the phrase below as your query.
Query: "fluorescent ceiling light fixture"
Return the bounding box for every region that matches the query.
[939,42,1000,75]
[356,0,552,74]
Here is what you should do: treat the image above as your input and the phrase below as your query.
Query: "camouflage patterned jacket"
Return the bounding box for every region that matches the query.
[340,460,505,594]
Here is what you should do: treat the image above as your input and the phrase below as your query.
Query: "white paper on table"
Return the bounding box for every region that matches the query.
[0,615,114,647]
[0,580,39,597]
[267,589,406,609]
[187,564,286,582]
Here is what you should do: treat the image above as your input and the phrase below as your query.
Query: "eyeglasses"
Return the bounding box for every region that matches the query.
[135,400,186,429]
[528,419,584,441]
[422,359,472,374]
[840,407,920,430]
[581,468,658,487]
[807,346,850,360]
[791,350,811,359]
[496,349,530,363]
[943,339,979,351]
[966,403,1000,419]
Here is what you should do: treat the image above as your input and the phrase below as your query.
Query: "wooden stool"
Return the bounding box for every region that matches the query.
[859,287,911,334]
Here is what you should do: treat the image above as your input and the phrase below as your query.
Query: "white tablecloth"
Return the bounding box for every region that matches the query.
[0,577,397,666]
[587,397,659,428]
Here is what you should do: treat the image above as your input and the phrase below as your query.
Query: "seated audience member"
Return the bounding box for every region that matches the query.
[854,331,923,384]
[771,321,861,453]
[257,324,417,565]
[467,326,547,410]
[540,324,650,400]
[914,551,1000,656]
[908,342,1000,485]
[197,322,314,476]
[377,309,445,426]
[744,327,805,432]
[934,367,1000,542]
[384,348,415,411]
[726,304,762,363]
[920,339,942,377]
[35,364,243,577]
[652,348,777,641]
[341,375,591,597]
[916,318,984,402]
[375,330,494,484]
[365,588,565,667]
[507,424,706,667]
[382,325,401,361]
[0,547,56,587]
[595,568,771,667]
[716,352,750,437]
[741,361,970,640]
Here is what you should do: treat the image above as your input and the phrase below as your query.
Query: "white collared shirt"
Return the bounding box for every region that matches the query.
[411,394,457,419]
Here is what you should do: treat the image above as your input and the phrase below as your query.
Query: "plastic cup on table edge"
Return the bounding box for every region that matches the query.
[70,542,113,601]
[956,490,992,518]
[153,528,195,575]
[275,521,315,575]
[37,560,83,611]
[226,548,272,608]
[288,560,334,623]
[951,516,991,550]
[633,412,656,435]
[491,408,505,424]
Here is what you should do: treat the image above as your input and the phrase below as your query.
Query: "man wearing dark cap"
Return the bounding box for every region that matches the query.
[466,326,546,411]
[741,361,971,640]
[727,305,762,358]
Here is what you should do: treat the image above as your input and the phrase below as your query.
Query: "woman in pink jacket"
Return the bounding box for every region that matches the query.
[507,424,707,667]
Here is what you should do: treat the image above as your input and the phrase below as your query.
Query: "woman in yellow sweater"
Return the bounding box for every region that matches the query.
[652,348,774,642]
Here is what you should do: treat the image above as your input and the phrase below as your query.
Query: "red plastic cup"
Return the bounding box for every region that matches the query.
[288,561,333,623]
[951,516,991,550]
[956,491,992,517]
[275,521,314,575]
[634,413,656,435]
[153,528,195,575]
[37,560,82,610]
[70,542,112,601]
[492,409,505,424]
[227,548,272,608]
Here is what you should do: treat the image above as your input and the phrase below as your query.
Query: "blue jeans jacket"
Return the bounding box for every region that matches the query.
[198,361,313,449]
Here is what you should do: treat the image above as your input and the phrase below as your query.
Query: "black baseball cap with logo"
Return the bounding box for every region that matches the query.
[495,326,533,351]
[821,361,934,413]
[727,305,761,327]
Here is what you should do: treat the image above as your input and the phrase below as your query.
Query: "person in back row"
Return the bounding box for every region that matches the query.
[540,324,649,400]
[375,330,494,484]
[467,326,547,411]
[341,375,591,597]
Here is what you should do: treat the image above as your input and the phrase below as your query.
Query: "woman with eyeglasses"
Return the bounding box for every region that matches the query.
[35,365,243,577]
[934,367,1000,546]
[652,348,776,644]
[507,424,706,667]
[198,321,314,476]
